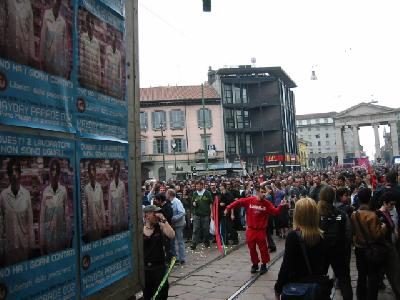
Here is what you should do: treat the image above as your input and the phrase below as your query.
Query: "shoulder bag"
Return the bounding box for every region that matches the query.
[281,232,333,300]
[354,211,388,265]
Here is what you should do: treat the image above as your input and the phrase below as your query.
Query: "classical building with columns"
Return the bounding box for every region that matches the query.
[296,112,356,169]
[296,102,400,169]
[334,102,400,165]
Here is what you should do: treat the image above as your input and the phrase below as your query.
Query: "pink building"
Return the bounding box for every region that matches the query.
[140,85,225,180]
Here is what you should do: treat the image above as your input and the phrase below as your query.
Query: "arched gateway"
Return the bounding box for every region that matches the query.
[334,102,400,165]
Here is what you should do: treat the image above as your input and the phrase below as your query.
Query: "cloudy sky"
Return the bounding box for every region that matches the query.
[138,0,400,158]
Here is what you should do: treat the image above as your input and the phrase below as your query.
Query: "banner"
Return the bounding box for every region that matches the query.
[77,140,132,297]
[0,132,77,299]
[0,0,74,133]
[74,0,128,142]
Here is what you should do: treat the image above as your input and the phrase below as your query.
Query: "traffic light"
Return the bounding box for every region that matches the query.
[203,0,211,12]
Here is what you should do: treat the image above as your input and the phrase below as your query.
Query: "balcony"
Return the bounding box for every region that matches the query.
[195,150,224,162]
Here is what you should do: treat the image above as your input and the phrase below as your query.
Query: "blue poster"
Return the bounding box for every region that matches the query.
[74,0,128,142]
[77,140,132,297]
[0,0,75,133]
[0,132,77,299]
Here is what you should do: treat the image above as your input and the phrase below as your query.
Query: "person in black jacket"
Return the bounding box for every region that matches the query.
[154,193,173,262]
[274,197,331,300]
[318,185,353,300]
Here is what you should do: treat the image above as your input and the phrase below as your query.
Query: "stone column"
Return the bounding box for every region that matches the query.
[390,121,399,156]
[373,124,381,159]
[352,125,361,158]
[335,126,344,165]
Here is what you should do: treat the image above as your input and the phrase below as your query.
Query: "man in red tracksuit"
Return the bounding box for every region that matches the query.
[224,185,286,274]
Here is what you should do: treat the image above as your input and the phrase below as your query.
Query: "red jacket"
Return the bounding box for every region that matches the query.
[226,196,283,230]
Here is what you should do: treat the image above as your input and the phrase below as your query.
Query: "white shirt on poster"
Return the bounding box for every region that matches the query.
[83,182,105,241]
[40,183,69,254]
[104,45,122,98]
[6,0,35,64]
[108,179,127,233]
[39,8,68,77]
[0,185,34,266]
[79,32,101,90]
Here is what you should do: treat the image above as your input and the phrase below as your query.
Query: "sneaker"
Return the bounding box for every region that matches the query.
[250,264,259,274]
[232,240,239,245]
[190,244,197,250]
[260,264,268,274]
[204,242,210,248]
[180,260,186,265]
[269,247,277,253]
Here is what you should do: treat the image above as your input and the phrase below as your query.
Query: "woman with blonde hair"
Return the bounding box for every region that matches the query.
[274,197,331,300]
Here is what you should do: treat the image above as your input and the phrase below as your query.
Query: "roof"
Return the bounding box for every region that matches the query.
[335,102,398,118]
[216,66,297,88]
[140,85,220,102]
[296,112,337,120]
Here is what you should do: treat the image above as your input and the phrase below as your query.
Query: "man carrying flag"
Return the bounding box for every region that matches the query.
[224,185,287,274]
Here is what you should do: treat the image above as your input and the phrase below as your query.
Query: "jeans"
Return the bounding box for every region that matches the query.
[220,216,238,244]
[192,215,210,245]
[355,247,380,300]
[173,226,185,262]
[323,246,353,300]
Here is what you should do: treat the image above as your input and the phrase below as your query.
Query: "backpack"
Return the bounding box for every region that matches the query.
[319,208,346,249]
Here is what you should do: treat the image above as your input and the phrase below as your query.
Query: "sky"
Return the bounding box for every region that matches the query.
[138,0,400,159]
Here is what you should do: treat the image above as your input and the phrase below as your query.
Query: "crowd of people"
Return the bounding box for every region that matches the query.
[142,166,400,300]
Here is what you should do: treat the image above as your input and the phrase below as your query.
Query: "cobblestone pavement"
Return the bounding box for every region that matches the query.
[168,232,285,300]
[168,232,396,300]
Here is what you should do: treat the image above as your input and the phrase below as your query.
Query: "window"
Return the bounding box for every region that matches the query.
[201,134,211,150]
[152,111,167,130]
[299,128,303,132]
[140,112,148,130]
[315,134,320,138]
[308,128,311,131]
[169,110,185,129]
[238,134,252,154]
[233,86,241,104]
[324,118,329,123]
[223,84,233,103]
[171,138,186,153]
[242,86,248,103]
[140,140,146,155]
[224,109,235,129]
[316,127,320,131]
[325,133,329,138]
[226,134,236,154]
[153,139,168,154]
[326,141,330,145]
[236,109,250,128]
[197,108,213,128]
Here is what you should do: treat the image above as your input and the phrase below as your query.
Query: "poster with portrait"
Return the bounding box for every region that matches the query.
[77,140,132,297]
[74,0,127,142]
[0,132,77,299]
[0,0,75,133]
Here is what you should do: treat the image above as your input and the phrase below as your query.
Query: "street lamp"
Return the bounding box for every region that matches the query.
[160,122,166,169]
[201,84,208,171]
[171,142,177,172]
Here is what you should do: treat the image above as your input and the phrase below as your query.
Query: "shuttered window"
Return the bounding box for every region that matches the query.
[197,108,213,128]
[169,110,185,129]
[151,111,167,130]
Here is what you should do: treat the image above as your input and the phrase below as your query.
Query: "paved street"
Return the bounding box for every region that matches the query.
[167,232,396,300]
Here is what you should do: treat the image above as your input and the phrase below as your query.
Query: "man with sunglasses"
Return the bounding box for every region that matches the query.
[224,185,287,274]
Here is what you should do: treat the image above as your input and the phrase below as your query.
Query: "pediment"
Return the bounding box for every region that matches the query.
[335,103,395,119]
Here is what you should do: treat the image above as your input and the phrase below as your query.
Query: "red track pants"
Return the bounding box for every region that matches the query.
[246,228,270,265]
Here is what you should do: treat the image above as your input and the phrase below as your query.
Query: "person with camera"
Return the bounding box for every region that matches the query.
[143,205,175,300]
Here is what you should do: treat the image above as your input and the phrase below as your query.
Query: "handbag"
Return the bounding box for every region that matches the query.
[354,211,389,265]
[281,232,333,300]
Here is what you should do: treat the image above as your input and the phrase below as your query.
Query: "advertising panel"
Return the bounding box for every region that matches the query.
[0,0,74,133]
[0,132,77,299]
[74,0,127,142]
[77,140,132,297]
